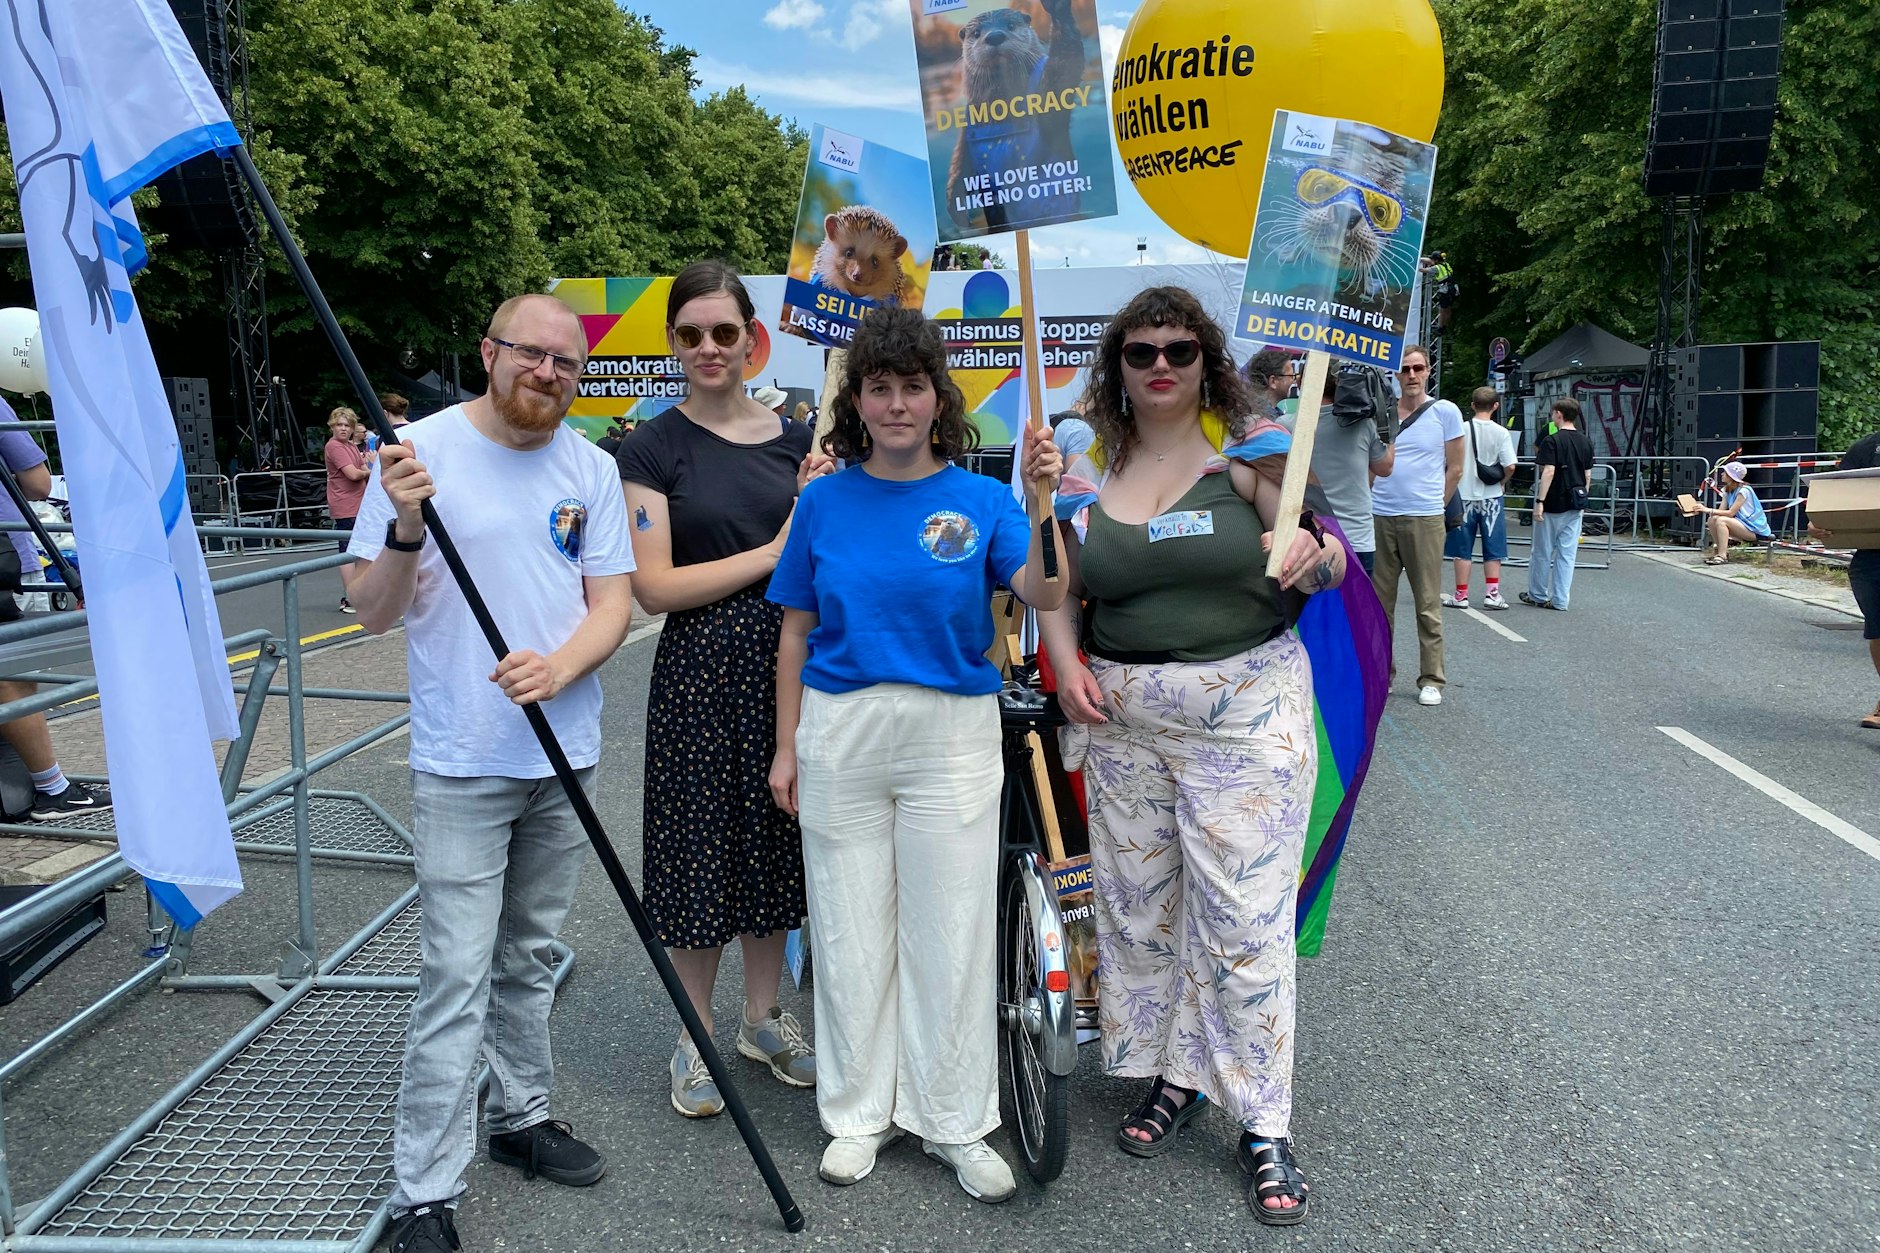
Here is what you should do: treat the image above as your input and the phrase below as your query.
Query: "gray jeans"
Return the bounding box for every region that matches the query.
[390,768,594,1211]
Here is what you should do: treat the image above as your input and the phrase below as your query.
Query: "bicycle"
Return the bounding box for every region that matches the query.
[993,660,1079,1184]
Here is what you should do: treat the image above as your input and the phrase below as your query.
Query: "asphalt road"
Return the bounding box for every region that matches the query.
[3,549,1876,1251]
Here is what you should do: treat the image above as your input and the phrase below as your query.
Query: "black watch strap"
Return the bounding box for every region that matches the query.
[383,519,425,552]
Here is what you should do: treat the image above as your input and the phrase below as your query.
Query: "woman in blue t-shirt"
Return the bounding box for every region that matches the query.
[767,307,1063,1203]
[1697,460,1774,564]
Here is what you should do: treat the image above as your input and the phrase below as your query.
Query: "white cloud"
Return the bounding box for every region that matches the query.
[763,0,827,30]
[693,54,921,110]
[835,0,904,50]
[1098,22,1127,72]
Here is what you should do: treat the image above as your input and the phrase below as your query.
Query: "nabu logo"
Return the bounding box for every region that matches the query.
[819,129,863,173]
[1283,115,1334,156]
[923,0,967,12]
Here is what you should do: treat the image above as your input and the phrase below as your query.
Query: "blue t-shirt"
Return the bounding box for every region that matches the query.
[768,464,1030,696]
[1732,486,1773,537]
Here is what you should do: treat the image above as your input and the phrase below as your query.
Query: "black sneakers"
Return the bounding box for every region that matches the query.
[488,1119,606,1187]
[28,780,105,822]
[389,1202,460,1252]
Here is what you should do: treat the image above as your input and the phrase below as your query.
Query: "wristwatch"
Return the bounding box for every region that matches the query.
[384,519,425,552]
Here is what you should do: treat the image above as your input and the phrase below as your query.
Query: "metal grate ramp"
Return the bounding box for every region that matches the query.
[233,795,411,860]
[33,988,410,1244]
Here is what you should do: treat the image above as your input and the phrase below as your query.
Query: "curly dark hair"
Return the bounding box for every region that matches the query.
[1082,286,1254,472]
[822,307,980,462]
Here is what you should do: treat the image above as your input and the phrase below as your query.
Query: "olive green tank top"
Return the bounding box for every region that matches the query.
[1080,470,1286,662]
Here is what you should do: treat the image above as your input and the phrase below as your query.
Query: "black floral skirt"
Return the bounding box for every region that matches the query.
[641,584,806,949]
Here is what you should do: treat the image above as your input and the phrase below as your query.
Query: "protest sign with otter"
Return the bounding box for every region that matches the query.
[910,0,1118,243]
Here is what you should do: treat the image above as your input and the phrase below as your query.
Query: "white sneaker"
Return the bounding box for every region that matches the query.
[1440,592,1468,608]
[922,1137,1016,1203]
[1482,590,1510,611]
[819,1128,903,1186]
[1418,685,1442,706]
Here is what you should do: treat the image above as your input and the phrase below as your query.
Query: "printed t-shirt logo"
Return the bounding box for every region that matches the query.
[919,510,979,563]
[549,499,587,561]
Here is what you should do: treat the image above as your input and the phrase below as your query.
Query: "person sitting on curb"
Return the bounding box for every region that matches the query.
[1695,461,1774,565]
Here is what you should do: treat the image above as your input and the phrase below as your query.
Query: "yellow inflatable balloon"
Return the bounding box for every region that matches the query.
[1113,0,1444,258]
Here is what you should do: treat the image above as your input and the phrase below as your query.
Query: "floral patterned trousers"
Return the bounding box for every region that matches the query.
[1082,633,1317,1138]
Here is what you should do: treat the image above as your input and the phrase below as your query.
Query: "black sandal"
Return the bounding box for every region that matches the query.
[1114,1077,1208,1158]
[1238,1134,1311,1226]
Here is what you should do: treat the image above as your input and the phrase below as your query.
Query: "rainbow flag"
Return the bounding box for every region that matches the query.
[1055,416,1390,957]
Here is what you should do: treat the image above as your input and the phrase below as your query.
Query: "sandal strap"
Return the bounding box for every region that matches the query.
[1243,1137,1310,1198]
[1124,1078,1198,1137]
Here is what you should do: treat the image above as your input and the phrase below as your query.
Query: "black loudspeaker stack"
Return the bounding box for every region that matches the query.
[1643,0,1784,198]
[1667,340,1818,493]
[144,0,254,251]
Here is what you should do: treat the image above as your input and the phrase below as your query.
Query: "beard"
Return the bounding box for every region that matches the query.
[493,374,569,433]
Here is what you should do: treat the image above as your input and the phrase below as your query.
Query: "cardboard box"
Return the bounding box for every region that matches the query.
[1802,468,1880,548]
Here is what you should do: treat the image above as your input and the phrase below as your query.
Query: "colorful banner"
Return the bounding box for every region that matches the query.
[553,263,1234,446]
[1236,110,1435,371]
[779,126,936,348]
[910,0,1118,243]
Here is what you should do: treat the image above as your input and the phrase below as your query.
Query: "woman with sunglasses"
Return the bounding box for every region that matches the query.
[767,307,1063,1202]
[1038,286,1343,1227]
[617,261,831,1119]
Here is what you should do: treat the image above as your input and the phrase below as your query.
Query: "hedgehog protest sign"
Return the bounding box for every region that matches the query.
[779,125,937,349]
[1236,110,1436,371]
[911,0,1118,243]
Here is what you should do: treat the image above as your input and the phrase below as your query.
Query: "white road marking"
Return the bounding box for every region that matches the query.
[1657,726,1880,864]
[1462,606,1527,643]
[207,557,271,570]
[624,620,663,648]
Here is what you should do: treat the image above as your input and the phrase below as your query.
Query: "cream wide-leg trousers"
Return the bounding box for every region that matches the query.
[796,683,1002,1143]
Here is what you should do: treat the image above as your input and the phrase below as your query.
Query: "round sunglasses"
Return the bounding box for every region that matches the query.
[671,321,746,350]
[1121,338,1202,370]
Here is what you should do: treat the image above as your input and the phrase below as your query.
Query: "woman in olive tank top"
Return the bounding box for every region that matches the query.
[1037,287,1344,1227]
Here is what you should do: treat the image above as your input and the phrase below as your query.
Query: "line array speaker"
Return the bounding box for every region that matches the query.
[145,0,254,251]
[1643,0,1785,198]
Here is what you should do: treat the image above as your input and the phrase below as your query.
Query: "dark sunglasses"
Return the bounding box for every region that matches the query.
[671,321,745,350]
[1121,338,1202,370]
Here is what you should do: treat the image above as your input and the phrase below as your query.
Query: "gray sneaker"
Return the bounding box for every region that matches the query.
[670,1038,725,1118]
[737,1006,816,1088]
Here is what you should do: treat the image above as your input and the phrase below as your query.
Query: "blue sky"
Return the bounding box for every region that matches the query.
[642,0,1237,269]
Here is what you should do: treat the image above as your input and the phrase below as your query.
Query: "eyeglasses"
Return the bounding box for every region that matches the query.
[1121,338,1202,370]
[1294,166,1405,234]
[1400,362,1429,375]
[671,321,745,350]
[491,338,585,380]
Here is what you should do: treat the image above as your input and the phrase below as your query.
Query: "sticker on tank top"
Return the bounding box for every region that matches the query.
[1145,510,1214,543]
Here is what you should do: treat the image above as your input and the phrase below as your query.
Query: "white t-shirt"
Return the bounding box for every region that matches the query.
[1458,417,1519,502]
[1371,398,1464,517]
[350,407,635,777]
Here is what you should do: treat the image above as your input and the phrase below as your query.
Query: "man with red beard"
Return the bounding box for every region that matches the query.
[347,293,636,1253]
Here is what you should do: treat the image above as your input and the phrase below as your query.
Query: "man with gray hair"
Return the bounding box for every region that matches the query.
[349,293,636,1253]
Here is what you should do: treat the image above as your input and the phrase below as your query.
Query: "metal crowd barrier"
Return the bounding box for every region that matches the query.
[1494,460,1618,571]
[0,523,478,1252]
[229,470,335,549]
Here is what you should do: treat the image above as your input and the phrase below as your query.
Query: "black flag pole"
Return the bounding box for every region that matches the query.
[228,145,806,1235]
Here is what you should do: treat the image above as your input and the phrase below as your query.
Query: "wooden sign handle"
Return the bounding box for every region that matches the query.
[1264,349,1331,581]
[1013,230,1059,582]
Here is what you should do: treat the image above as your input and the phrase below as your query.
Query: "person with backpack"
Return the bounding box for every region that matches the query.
[1520,398,1596,611]
[1276,359,1395,575]
[1442,387,1519,609]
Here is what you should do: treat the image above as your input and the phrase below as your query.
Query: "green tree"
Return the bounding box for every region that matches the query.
[1428,0,1880,449]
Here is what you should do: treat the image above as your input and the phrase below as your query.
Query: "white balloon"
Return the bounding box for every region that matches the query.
[0,307,49,396]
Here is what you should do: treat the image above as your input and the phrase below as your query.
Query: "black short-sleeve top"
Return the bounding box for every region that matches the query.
[616,406,813,574]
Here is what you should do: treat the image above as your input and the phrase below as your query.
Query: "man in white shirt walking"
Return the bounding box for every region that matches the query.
[1370,345,1464,706]
[1443,387,1520,610]
[348,293,637,1253]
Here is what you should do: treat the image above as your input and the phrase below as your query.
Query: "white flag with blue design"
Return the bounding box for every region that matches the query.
[0,0,244,926]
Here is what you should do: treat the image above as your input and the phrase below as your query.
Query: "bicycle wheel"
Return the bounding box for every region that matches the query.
[1000,858,1070,1183]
